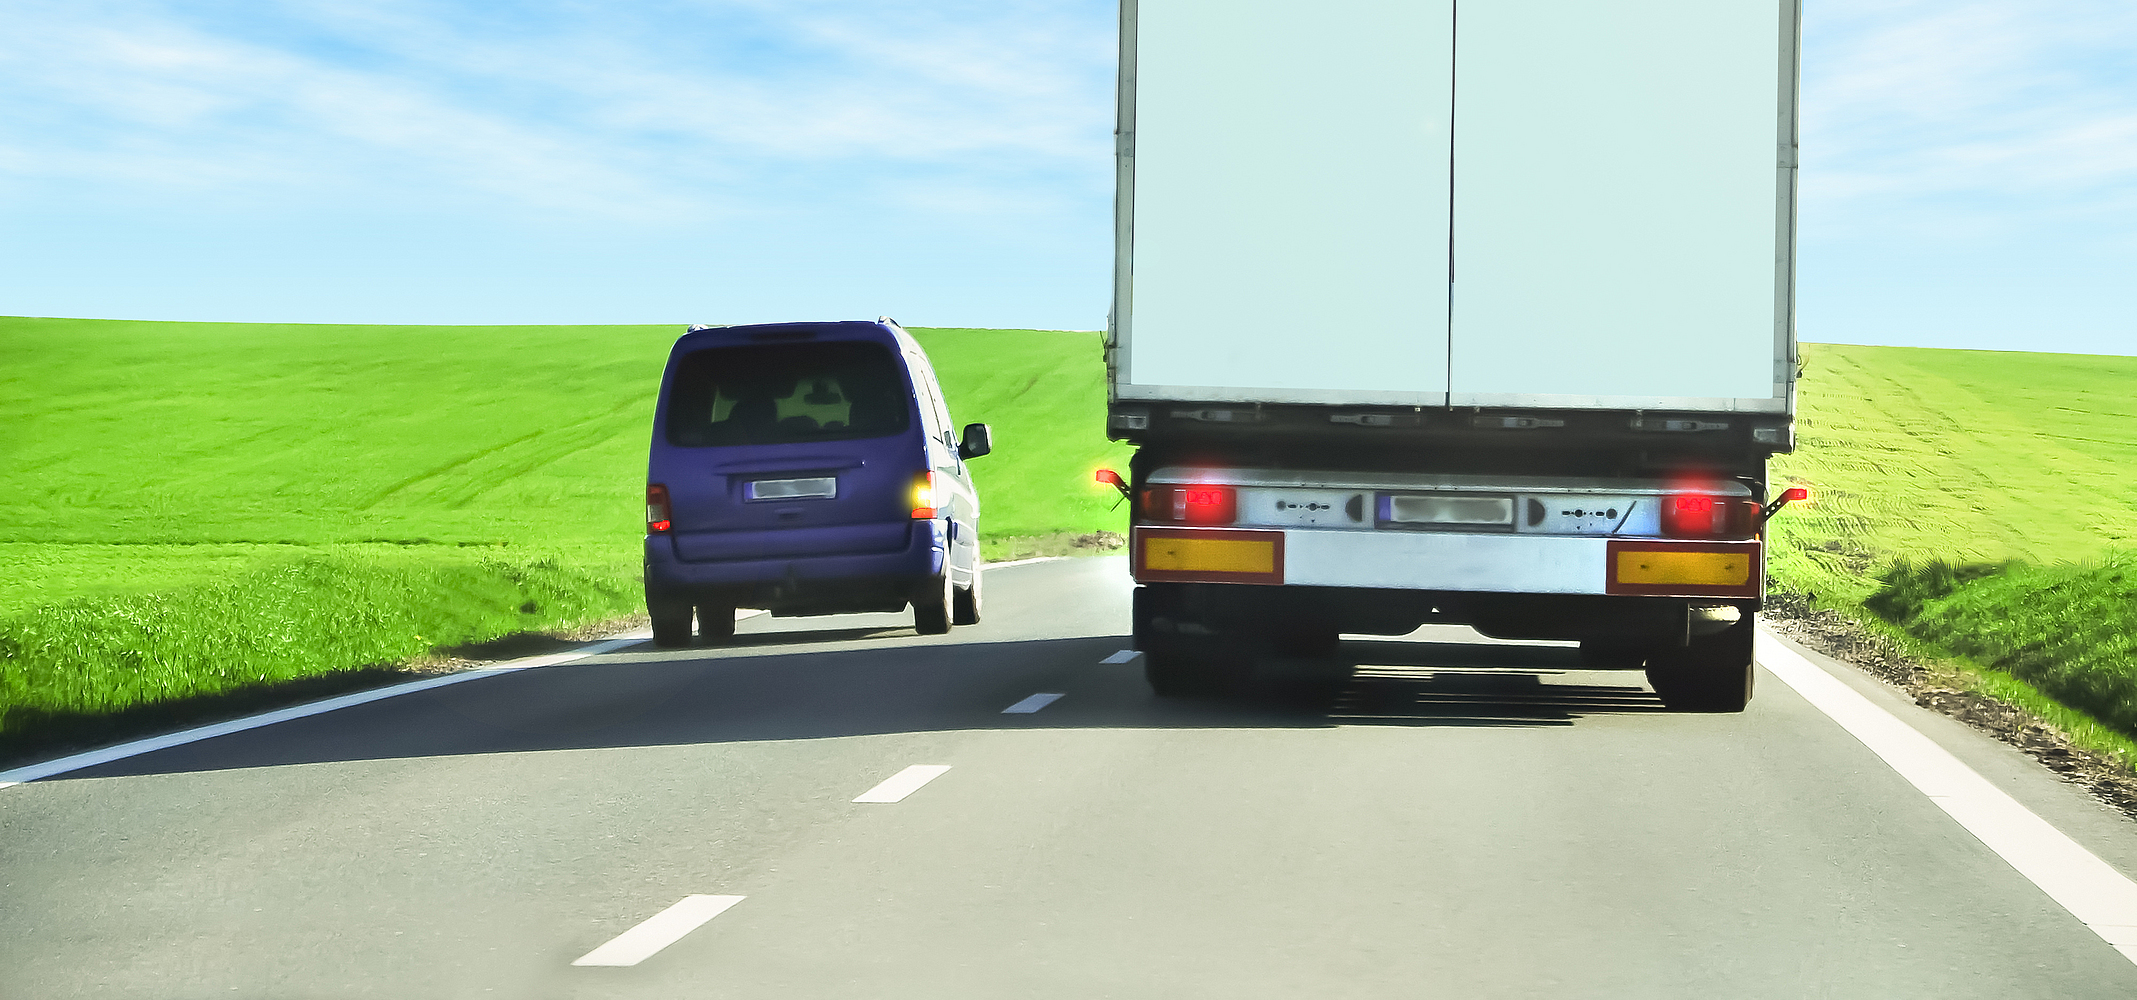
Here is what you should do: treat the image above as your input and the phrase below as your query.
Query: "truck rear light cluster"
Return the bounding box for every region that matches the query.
[646,484,672,533]
[1139,485,1238,525]
[1661,494,1757,538]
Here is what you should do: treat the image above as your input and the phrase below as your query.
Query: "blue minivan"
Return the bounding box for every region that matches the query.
[643,318,991,646]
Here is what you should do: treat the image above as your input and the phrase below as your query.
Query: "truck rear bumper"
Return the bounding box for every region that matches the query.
[1134,582,1743,644]
[1132,525,1761,600]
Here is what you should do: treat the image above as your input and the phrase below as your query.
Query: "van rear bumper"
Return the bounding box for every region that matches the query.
[645,519,946,613]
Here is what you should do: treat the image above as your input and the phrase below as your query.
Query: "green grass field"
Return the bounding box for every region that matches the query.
[1768,343,2137,603]
[0,316,1129,756]
[1770,343,2137,756]
[6,321,2134,763]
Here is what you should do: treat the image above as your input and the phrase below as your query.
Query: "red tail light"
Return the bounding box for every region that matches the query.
[1662,494,1756,538]
[910,471,938,519]
[646,484,672,533]
[1140,485,1238,525]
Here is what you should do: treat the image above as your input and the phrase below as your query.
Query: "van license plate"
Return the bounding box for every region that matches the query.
[745,477,836,501]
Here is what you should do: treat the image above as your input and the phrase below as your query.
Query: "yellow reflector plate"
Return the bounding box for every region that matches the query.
[1615,550,1750,587]
[1143,536,1277,574]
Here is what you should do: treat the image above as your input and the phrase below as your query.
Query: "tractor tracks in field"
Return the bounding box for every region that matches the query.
[355,398,643,512]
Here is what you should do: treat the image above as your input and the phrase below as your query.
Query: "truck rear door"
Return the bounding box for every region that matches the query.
[1118,0,1455,407]
[1448,0,1794,411]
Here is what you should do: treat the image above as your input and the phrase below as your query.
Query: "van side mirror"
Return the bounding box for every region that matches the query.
[958,422,992,460]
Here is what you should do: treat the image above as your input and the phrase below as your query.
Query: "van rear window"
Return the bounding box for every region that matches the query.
[665,341,911,447]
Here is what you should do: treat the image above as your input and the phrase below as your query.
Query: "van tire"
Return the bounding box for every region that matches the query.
[697,605,736,643]
[1644,620,1755,712]
[951,564,982,626]
[650,599,694,647]
[913,574,953,635]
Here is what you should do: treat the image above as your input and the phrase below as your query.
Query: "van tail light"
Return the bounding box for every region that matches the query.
[1139,485,1238,525]
[647,484,673,533]
[910,471,938,519]
[1661,494,1756,538]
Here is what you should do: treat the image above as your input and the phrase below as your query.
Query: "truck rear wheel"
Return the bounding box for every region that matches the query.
[1579,639,1650,670]
[1644,621,1755,712]
[1143,641,1227,697]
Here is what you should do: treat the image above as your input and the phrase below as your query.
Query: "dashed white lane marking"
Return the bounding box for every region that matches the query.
[0,631,656,788]
[853,764,952,803]
[1100,649,1141,664]
[571,894,745,967]
[1001,692,1064,714]
[1758,629,2137,967]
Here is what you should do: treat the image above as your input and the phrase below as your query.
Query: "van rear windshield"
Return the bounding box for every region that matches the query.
[665,341,911,447]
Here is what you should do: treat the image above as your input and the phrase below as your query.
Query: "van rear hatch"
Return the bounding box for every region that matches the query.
[655,336,920,562]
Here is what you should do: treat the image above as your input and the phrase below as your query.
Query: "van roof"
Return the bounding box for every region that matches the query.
[672,320,912,354]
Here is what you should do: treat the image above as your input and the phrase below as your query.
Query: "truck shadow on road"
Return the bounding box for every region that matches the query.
[1234,636,1661,727]
[55,631,1670,780]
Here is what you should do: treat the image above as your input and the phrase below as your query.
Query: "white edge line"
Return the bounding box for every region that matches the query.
[0,629,657,787]
[1002,692,1065,714]
[853,764,953,803]
[981,556,1068,570]
[571,894,746,967]
[1757,627,2137,966]
[1100,649,1142,664]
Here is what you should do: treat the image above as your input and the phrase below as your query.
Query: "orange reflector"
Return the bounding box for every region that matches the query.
[1616,550,1749,587]
[1606,540,1761,597]
[1132,527,1284,584]
[1146,536,1274,574]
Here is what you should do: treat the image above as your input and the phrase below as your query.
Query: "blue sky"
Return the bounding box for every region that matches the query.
[1,0,2131,355]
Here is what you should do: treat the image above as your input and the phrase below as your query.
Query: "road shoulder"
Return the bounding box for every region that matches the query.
[1761,621,2137,884]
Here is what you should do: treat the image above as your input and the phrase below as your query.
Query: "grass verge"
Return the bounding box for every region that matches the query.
[1,316,1127,764]
[0,545,637,762]
[1761,343,2137,772]
[1863,555,2137,745]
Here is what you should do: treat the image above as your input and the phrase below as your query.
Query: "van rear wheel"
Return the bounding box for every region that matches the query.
[951,564,982,626]
[913,573,952,635]
[649,599,693,648]
[697,605,736,644]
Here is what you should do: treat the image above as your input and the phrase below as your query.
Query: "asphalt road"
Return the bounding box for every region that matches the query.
[5,556,2136,998]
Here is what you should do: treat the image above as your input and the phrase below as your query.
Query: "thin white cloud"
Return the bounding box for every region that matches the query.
[0,0,1115,221]
[0,14,692,217]
[1803,0,2137,238]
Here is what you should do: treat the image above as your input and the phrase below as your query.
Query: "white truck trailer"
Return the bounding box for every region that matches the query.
[1106,0,1803,711]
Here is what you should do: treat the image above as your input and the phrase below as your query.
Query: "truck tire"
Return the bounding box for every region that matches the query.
[951,564,982,625]
[649,598,694,648]
[1143,640,1226,697]
[1644,620,1755,712]
[1579,639,1650,670]
[913,573,953,635]
[697,605,736,644]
